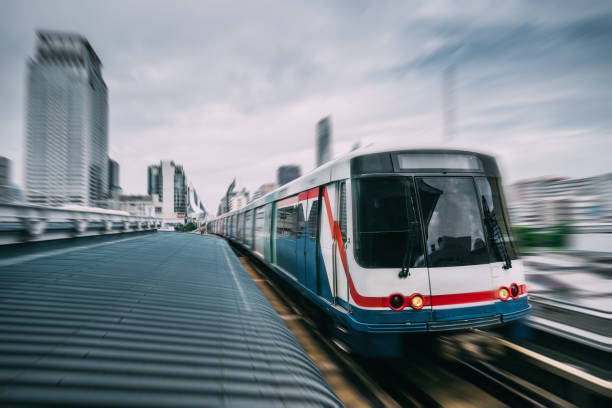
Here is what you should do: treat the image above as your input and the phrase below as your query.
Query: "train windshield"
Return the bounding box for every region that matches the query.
[352,177,425,268]
[416,177,489,267]
[475,177,519,260]
[353,175,516,269]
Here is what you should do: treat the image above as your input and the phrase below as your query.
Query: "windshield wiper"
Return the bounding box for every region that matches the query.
[399,241,413,278]
[482,196,512,270]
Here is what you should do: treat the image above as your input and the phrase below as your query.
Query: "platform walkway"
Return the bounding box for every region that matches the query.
[0,232,341,407]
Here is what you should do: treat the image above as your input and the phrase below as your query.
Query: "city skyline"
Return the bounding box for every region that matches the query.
[1,1,611,211]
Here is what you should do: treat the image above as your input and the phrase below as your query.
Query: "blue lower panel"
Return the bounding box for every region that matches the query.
[275,237,296,277]
[433,304,497,321]
[336,298,530,334]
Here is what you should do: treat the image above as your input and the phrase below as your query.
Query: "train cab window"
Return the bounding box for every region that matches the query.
[475,177,518,260]
[417,177,489,267]
[353,177,425,268]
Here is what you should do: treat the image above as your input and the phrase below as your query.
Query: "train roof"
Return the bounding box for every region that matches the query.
[214,146,499,219]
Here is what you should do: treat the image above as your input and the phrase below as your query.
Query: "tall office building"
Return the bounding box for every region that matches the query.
[147,160,193,224]
[277,165,301,186]
[24,30,108,206]
[187,182,206,218]
[229,188,249,211]
[316,116,332,167]
[0,156,22,203]
[108,158,121,200]
[251,182,277,202]
[147,164,162,199]
[0,157,9,186]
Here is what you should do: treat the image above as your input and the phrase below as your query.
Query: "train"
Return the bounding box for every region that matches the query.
[207,148,531,356]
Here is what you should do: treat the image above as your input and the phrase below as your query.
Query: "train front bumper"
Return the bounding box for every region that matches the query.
[343,303,531,334]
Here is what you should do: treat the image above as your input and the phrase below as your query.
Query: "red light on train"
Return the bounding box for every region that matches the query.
[388,294,405,310]
[510,283,520,299]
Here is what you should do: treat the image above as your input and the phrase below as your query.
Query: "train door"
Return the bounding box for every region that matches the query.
[319,184,334,302]
[335,181,349,308]
[264,203,274,263]
[416,177,496,319]
[296,196,308,285]
[319,182,348,306]
[300,188,321,294]
[275,196,299,278]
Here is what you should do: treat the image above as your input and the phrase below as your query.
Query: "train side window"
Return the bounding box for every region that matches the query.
[276,205,297,237]
[339,182,347,244]
[245,210,253,248]
[308,200,319,240]
[241,212,246,241]
[297,203,305,238]
[254,206,265,254]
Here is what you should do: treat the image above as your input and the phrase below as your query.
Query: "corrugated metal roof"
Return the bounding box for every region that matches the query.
[0,233,342,407]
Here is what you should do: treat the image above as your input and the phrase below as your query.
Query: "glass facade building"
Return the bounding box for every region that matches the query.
[25,31,108,206]
[277,165,301,187]
[147,160,195,220]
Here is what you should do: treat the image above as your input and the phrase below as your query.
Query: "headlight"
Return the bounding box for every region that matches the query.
[410,295,424,310]
[498,287,510,301]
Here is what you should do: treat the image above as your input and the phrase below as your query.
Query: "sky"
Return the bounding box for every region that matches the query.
[1,0,611,212]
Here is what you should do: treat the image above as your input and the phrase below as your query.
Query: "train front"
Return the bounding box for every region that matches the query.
[341,150,530,354]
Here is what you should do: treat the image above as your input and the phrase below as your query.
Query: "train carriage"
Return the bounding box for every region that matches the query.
[208,148,530,356]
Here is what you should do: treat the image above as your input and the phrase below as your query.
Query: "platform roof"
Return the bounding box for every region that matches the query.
[0,232,341,407]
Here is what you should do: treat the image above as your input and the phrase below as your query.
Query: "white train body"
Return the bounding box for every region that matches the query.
[208,147,530,355]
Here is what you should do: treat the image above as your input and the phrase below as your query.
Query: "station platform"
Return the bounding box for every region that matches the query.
[0,232,342,407]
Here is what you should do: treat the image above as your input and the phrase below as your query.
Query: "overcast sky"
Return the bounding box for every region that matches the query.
[1,0,611,211]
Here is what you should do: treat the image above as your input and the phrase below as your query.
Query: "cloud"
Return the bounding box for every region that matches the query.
[0,0,610,212]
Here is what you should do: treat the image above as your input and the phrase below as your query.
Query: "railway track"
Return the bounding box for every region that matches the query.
[229,241,610,407]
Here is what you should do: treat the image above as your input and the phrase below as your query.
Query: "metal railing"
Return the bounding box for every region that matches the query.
[0,202,161,245]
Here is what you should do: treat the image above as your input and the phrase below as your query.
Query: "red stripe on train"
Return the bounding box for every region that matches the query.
[281,187,319,207]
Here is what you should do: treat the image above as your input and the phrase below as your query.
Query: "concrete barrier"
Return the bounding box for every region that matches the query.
[0,203,160,245]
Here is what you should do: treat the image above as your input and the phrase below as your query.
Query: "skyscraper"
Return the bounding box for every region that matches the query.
[316,116,332,167]
[0,156,22,203]
[108,158,121,200]
[277,165,301,186]
[147,164,162,199]
[24,30,108,206]
[0,157,9,186]
[147,160,192,223]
